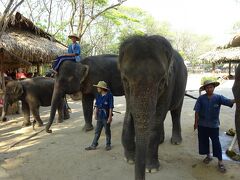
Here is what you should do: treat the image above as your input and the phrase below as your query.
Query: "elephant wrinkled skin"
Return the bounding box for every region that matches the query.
[118,35,187,180]
[232,64,240,151]
[1,77,69,127]
[46,54,124,133]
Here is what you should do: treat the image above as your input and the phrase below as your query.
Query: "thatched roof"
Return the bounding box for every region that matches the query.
[223,34,240,49]
[198,47,240,64]
[0,46,31,69]
[0,12,67,65]
[199,33,240,64]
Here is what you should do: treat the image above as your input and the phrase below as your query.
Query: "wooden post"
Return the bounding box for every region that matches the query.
[229,61,232,76]
[37,64,40,74]
[212,63,215,73]
[0,51,5,91]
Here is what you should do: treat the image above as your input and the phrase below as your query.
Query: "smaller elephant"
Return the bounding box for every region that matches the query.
[1,77,69,127]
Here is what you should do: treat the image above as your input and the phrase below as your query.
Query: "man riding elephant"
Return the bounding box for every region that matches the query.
[45,54,124,133]
[50,34,81,74]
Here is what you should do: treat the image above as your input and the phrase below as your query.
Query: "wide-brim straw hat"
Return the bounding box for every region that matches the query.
[199,80,220,91]
[93,81,109,90]
[68,34,80,41]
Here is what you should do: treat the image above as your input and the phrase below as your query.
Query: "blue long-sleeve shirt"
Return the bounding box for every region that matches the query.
[194,94,233,128]
[95,92,114,120]
[67,43,81,62]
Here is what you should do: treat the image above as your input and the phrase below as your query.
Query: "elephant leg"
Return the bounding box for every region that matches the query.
[145,110,168,172]
[30,105,43,127]
[159,120,165,144]
[63,99,70,120]
[235,102,240,151]
[21,101,31,127]
[122,111,135,164]
[146,120,162,172]
[82,94,94,131]
[57,99,64,123]
[170,102,183,145]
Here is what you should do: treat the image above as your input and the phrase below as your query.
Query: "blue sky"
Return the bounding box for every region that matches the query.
[124,0,240,44]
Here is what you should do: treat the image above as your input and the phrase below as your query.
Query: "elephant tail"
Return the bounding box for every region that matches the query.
[185,93,198,100]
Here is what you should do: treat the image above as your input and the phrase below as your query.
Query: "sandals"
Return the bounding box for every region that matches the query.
[218,164,226,173]
[226,128,235,136]
[85,146,96,151]
[203,156,213,164]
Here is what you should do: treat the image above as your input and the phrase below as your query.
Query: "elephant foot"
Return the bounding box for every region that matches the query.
[57,119,63,123]
[83,124,94,132]
[171,134,182,145]
[1,117,8,122]
[38,122,44,127]
[146,168,159,173]
[22,121,32,127]
[124,157,135,164]
[124,151,135,164]
[46,129,52,133]
[64,114,70,120]
[146,160,160,173]
[159,136,165,144]
[45,126,52,133]
[45,123,52,133]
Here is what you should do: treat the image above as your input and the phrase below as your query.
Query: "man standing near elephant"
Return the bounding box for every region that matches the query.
[194,80,235,173]
[85,81,113,151]
[51,34,81,73]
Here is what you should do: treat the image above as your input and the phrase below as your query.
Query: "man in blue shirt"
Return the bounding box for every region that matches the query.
[51,34,81,73]
[85,81,114,151]
[194,80,235,173]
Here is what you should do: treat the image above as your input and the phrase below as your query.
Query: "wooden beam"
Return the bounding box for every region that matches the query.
[212,63,215,73]
[229,61,232,76]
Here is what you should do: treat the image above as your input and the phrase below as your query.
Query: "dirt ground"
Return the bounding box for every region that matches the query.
[0,75,240,180]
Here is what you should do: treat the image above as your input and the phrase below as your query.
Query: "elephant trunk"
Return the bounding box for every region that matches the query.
[132,100,156,180]
[134,121,148,180]
[46,84,63,133]
[1,95,9,122]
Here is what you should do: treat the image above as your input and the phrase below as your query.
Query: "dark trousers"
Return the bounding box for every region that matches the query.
[198,125,222,160]
[52,56,75,71]
[91,120,111,147]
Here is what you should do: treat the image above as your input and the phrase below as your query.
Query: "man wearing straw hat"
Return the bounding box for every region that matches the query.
[194,80,235,173]
[85,81,114,151]
[51,34,81,73]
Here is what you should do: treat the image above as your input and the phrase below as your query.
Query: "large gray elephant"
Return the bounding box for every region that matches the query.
[232,64,240,150]
[118,35,187,180]
[1,77,69,127]
[46,54,124,133]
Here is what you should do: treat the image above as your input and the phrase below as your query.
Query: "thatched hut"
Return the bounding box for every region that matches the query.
[0,45,31,69]
[199,34,240,75]
[0,12,67,66]
[0,12,67,114]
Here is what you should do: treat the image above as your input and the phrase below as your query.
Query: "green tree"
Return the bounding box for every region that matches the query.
[172,31,213,67]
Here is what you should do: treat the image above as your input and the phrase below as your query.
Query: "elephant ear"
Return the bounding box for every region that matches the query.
[79,65,89,84]
[13,82,24,97]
